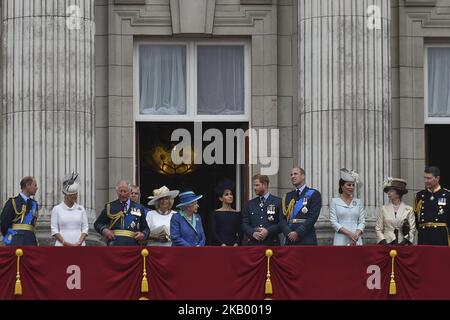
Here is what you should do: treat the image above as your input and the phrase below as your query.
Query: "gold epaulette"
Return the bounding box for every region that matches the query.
[414,199,423,220]
[11,197,27,224]
[282,193,296,222]
[106,203,125,229]
[413,194,423,220]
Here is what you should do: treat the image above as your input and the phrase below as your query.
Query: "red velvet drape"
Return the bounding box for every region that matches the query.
[0,246,449,300]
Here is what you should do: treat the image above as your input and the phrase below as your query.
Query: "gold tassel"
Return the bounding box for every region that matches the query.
[265,278,272,294]
[265,249,273,296]
[141,249,149,293]
[389,249,397,295]
[15,249,23,296]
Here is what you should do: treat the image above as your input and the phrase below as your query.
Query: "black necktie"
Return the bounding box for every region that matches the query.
[295,189,301,201]
[122,201,128,212]
[26,199,33,212]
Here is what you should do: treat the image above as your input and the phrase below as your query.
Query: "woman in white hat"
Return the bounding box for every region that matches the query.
[50,172,89,246]
[376,178,415,245]
[146,186,179,246]
[329,169,366,245]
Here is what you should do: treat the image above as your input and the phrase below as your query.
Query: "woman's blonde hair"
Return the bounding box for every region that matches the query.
[155,196,174,211]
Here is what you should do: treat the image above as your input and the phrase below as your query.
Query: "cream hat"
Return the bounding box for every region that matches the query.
[147,186,179,206]
[340,168,360,184]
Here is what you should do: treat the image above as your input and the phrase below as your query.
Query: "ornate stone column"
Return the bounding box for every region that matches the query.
[298,0,391,242]
[1,0,95,243]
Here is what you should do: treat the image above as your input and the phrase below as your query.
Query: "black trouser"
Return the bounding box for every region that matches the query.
[8,230,38,246]
[246,237,280,246]
[418,227,449,245]
[108,235,139,246]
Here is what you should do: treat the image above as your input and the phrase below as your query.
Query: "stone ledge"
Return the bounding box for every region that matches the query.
[241,0,272,4]
[403,0,436,7]
[114,0,145,5]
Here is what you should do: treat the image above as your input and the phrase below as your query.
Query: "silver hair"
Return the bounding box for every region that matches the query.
[116,180,131,192]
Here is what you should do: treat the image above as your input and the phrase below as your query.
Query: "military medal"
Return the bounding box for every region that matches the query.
[267,204,275,220]
[430,195,435,201]
[301,196,309,214]
[438,208,444,215]
[259,202,264,208]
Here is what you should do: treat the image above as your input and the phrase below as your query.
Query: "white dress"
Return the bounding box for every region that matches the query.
[146,209,175,246]
[51,202,89,246]
[329,197,366,245]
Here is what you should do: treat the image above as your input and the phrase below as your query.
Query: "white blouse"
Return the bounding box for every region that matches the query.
[51,202,89,246]
[146,209,176,247]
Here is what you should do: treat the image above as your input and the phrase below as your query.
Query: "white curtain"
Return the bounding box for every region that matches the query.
[428,47,450,117]
[139,45,186,115]
[197,46,245,115]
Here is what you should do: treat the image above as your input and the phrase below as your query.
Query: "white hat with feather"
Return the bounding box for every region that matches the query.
[340,168,360,184]
[62,171,80,195]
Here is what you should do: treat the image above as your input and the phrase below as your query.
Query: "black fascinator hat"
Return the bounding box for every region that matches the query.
[214,178,235,196]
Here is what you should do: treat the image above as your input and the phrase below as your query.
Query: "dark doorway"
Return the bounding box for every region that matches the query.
[136,122,249,245]
[426,124,450,188]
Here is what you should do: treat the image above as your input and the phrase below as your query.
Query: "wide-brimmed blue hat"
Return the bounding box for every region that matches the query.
[176,191,203,208]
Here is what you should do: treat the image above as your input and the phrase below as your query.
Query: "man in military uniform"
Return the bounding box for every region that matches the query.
[94,180,150,246]
[130,185,149,216]
[280,167,322,245]
[242,174,281,246]
[414,166,449,246]
[1,176,39,245]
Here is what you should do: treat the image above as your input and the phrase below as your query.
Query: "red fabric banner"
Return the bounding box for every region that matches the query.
[0,246,449,300]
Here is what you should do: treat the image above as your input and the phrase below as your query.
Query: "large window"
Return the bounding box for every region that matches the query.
[134,40,250,121]
[139,45,187,115]
[425,45,450,123]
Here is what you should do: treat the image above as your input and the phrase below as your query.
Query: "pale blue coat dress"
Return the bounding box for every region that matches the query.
[329,197,366,245]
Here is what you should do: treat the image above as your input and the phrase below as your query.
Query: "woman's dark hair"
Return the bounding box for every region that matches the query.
[219,188,233,198]
[338,179,345,194]
[214,178,235,197]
